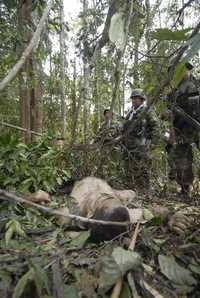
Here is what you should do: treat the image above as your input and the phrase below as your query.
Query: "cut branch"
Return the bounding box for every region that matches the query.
[0,189,130,227]
[1,121,43,136]
[0,0,54,92]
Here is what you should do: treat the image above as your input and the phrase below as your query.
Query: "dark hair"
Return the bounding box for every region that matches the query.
[56,179,75,195]
[103,109,110,116]
[90,206,130,242]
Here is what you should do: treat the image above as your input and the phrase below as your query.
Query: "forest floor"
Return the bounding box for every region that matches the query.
[0,185,200,298]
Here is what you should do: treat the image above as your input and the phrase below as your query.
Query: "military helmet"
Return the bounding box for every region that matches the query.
[130,89,147,101]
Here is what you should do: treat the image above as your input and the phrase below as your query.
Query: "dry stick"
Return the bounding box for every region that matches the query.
[0,0,54,92]
[111,220,141,298]
[127,221,141,298]
[1,121,43,136]
[0,189,130,227]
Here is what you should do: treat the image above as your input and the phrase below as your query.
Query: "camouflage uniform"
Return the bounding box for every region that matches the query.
[122,104,159,191]
[94,120,120,145]
[168,73,199,194]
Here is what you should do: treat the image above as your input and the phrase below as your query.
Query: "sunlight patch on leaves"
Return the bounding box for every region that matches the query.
[151,28,191,41]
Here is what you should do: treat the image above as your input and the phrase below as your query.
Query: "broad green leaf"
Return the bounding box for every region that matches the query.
[0,270,12,287]
[70,230,90,248]
[189,264,200,275]
[112,247,141,276]
[99,248,141,293]
[151,28,191,41]
[98,256,121,293]
[171,62,187,87]
[158,255,197,292]
[120,281,132,298]
[109,12,126,50]
[12,268,34,298]
[32,263,50,296]
[143,208,154,221]
[5,224,14,246]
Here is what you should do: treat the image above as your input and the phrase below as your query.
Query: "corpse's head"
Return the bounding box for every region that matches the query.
[90,206,130,242]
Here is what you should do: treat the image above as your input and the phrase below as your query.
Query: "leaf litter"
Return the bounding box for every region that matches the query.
[0,191,200,298]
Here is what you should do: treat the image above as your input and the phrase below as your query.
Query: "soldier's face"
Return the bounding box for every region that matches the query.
[131,97,143,109]
[105,111,112,120]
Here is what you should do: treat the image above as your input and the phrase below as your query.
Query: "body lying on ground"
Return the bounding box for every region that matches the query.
[29,177,194,242]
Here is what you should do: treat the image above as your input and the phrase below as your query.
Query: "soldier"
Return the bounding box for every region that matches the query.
[122,89,159,192]
[93,109,120,145]
[166,62,200,200]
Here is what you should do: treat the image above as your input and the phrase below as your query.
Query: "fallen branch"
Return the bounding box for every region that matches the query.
[0,0,54,91]
[1,121,43,136]
[0,189,130,227]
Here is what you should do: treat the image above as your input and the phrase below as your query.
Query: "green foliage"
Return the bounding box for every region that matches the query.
[5,218,26,245]
[151,28,191,41]
[99,247,141,293]
[13,263,51,298]
[0,135,70,193]
[172,62,187,87]
[159,255,197,293]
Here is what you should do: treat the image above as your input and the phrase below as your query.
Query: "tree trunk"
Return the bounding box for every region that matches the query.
[145,0,151,52]
[29,57,43,140]
[59,0,66,138]
[133,39,140,86]
[70,59,82,146]
[82,0,90,144]
[110,0,134,112]
[19,63,31,143]
[18,0,31,144]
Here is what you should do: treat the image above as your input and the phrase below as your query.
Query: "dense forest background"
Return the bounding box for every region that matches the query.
[0,0,200,192]
[0,1,200,297]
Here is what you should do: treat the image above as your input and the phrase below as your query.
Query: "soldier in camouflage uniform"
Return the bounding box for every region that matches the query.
[122,89,159,191]
[94,109,120,145]
[167,62,200,199]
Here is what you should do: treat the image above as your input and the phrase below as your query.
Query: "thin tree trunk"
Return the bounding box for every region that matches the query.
[145,0,151,52]
[70,59,81,145]
[19,63,31,143]
[83,0,90,144]
[29,57,43,140]
[48,46,53,132]
[133,39,140,86]
[0,0,53,91]
[18,0,31,144]
[110,0,134,112]
[59,0,66,138]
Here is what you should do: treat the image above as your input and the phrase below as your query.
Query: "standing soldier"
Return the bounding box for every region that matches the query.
[166,62,200,200]
[122,89,159,192]
[94,109,120,145]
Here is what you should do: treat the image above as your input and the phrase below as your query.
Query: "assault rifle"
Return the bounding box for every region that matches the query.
[172,105,200,131]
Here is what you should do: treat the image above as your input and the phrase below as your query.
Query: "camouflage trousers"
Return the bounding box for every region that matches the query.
[168,143,193,190]
[123,147,151,192]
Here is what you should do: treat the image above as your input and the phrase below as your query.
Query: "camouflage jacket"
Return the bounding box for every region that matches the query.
[169,75,200,143]
[122,105,160,150]
[94,120,120,144]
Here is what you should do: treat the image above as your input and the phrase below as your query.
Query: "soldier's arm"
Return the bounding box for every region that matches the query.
[146,110,160,146]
